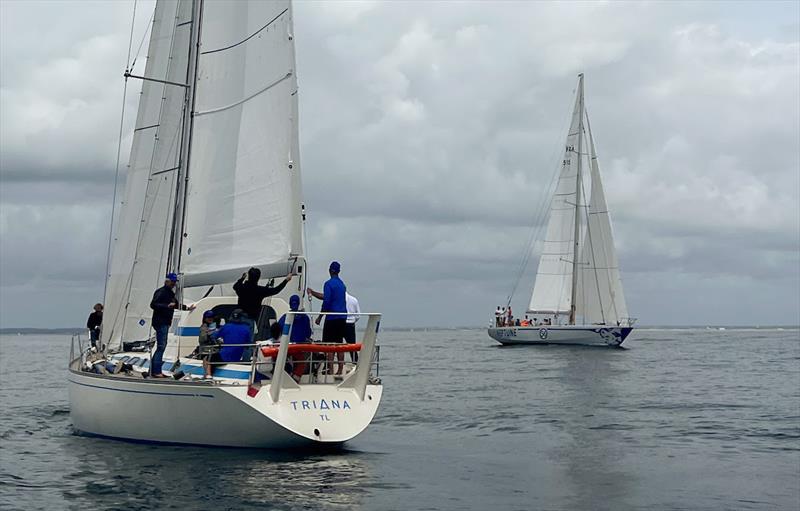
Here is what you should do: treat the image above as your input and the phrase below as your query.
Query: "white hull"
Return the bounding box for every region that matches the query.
[69,365,382,448]
[488,325,632,347]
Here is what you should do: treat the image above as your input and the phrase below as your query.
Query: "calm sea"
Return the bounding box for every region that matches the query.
[0,329,798,510]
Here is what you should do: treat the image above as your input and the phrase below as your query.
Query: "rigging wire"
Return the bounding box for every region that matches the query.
[503,83,580,309]
[102,0,139,319]
[129,6,156,72]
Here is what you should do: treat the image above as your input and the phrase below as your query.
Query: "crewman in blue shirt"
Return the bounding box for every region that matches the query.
[278,295,313,343]
[212,309,252,362]
[307,261,347,377]
[277,295,314,381]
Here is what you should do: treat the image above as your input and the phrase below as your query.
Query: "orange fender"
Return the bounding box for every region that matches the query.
[260,343,362,358]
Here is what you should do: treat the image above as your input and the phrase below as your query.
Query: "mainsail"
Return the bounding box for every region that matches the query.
[528,75,629,325]
[181,1,303,287]
[527,77,584,319]
[103,0,304,346]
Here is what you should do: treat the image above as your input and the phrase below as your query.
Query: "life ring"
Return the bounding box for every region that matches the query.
[260,343,362,358]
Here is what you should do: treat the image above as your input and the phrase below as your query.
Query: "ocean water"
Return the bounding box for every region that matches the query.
[0,329,798,511]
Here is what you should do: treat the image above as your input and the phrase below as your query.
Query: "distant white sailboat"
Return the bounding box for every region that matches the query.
[489,74,633,347]
[69,0,383,448]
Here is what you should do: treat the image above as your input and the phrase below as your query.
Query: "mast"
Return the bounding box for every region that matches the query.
[168,0,202,276]
[569,74,585,325]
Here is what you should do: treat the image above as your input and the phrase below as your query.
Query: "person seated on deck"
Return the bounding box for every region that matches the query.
[520,318,530,327]
[212,309,252,362]
[277,295,314,382]
[198,310,221,378]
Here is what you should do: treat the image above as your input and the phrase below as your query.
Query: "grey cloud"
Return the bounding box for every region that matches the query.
[0,0,798,328]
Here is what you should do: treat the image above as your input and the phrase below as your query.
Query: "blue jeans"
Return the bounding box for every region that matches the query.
[151,325,169,375]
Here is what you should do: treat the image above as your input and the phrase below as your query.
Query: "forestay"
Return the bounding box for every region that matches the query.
[180,0,303,286]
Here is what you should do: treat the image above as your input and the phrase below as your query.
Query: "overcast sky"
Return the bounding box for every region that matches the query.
[1,0,798,328]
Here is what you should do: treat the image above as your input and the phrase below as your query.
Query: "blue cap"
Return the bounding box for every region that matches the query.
[203,310,215,319]
[166,272,178,282]
[289,295,300,311]
[329,261,341,273]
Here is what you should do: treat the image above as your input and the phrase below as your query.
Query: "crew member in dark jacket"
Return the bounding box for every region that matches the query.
[233,267,293,325]
[86,303,103,348]
[149,273,195,377]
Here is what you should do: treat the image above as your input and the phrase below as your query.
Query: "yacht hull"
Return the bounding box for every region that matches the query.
[68,365,382,448]
[488,326,632,347]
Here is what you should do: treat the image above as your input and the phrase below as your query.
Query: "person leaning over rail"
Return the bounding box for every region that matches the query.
[150,273,195,378]
[307,261,347,378]
[198,310,221,379]
[86,303,103,349]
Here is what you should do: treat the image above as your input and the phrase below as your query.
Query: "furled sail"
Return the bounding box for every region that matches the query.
[103,0,194,346]
[180,0,303,287]
[527,80,584,317]
[575,116,628,324]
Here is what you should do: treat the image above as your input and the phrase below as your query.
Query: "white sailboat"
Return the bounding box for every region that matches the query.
[489,74,633,347]
[69,0,383,448]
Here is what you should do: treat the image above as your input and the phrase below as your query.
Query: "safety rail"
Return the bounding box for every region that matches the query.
[262,311,381,403]
[70,312,382,404]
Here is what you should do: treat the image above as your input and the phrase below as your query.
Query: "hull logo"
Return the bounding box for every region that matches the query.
[539,328,548,340]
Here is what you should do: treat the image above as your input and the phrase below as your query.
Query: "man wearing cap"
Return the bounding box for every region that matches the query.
[307,261,347,376]
[149,273,194,377]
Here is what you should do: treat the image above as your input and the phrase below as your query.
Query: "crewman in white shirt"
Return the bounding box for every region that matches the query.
[345,292,361,363]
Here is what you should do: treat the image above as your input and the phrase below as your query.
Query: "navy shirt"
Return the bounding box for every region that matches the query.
[321,275,347,320]
[278,313,313,343]
[150,285,177,327]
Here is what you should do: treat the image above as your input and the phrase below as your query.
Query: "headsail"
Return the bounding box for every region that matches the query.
[575,115,628,324]
[103,0,194,347]
[180,0,303,287]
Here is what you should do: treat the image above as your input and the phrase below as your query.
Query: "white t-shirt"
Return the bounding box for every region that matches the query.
[346,293,360,324]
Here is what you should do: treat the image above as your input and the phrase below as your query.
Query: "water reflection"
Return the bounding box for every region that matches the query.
[59,433,375,510]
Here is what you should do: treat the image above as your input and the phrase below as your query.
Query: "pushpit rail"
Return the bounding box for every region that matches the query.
[262,311,381,403]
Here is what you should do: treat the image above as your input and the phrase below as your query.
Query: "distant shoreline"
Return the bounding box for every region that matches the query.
[1,325,798,336]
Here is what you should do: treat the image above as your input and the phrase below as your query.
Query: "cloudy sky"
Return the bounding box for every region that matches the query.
[1,0,798,328]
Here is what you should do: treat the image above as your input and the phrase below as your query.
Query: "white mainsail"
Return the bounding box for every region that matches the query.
[528,75,628,326]
[180,0,303,287]
[103,0,304,346]
[104,0,193,347]
[527,77,584,318]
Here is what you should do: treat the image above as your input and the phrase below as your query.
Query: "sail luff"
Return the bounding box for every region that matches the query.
[170,0,203,276]
[569,74,585,325]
